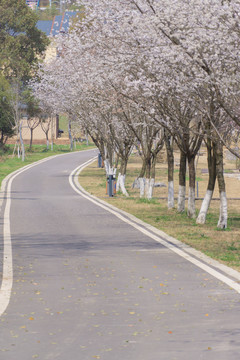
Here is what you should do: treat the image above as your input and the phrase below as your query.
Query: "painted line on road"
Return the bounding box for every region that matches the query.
[0,149,97,317]
[0,157,54,316]
[69,159,240,294]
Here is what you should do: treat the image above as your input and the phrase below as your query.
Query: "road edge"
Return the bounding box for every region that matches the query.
[0,149,96,317]
[70,158,240,294]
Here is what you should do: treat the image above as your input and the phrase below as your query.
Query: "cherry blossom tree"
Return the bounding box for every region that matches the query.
[32,0,240,227]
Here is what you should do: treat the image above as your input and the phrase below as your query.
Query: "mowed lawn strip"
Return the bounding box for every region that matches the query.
[79,152,240,272]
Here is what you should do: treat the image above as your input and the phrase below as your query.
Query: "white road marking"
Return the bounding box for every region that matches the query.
[1,175,13,316]
[0,149,97,317]
[69,159,240,294]
[0,157,61,316]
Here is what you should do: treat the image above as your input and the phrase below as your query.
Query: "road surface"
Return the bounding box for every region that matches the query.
[0,149,240,360]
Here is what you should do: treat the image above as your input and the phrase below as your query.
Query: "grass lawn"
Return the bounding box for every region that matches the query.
[79,151,240,272]
[0,142,95,187]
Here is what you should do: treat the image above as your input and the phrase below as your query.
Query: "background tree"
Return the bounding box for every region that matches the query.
[0,0,49,154]
[0,76,15,149]
[0,0,49,80]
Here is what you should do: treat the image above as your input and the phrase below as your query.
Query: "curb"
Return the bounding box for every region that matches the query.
[72,158,240,286]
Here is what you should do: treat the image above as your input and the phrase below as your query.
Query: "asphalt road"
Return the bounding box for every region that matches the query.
[0,149,240,360]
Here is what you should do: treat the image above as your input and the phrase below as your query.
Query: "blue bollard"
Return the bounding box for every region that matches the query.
[98,153,102,168]
[108,175,114,196]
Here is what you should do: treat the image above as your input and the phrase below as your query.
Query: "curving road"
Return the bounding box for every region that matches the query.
[0,149,240,360]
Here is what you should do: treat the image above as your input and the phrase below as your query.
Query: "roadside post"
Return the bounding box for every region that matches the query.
[98,153,102,168]
[106,175,116,197]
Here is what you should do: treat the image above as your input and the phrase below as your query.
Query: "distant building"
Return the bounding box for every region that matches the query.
[36,11,77,61]
[36,11,77,37]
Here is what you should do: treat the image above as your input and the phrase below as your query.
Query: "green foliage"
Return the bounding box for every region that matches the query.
[0,0,50,152]
[136,198,159,205]
[0,76,15,148]
[0,0,50,81]
[22,87,41,118]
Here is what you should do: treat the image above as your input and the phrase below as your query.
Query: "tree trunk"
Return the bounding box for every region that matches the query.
[119,174,128,196]
[30,128,33,150]
[0,132,4,147]
[139,158,146,198]
[118,158,129,196]
[187,155,196,218]
[196,141,216,224]
[68,120,73,151]
[139,178,145,198]
[116,172,121,192]
[146,155,157,200]
[104,159,110,176]
[51,116,54,151]
[145,156,152,199]
[165,136,174,208]
[46,131,49,150]
[215,142,227,229]
[19,122,25,161]
[178,150,187,212]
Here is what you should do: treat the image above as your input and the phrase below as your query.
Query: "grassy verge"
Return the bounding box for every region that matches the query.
[79,154,240,272]
[0,143,95,187]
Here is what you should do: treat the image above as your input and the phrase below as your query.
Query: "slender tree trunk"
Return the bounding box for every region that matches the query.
[116,153,121,192]
[187,155,196,218]
[30,128,33,150]
[145,156,152,199]
[139,158,146,198]
[147,155,157,200]
[215,142,227,229]
[91,135,105,166]
[104,158,110,176]
[104,144,116,177]
[51,116,54,151]
[68,120,73,151]
[196,141,216,224]
[98,143,105,163]
[46,131,49,150]
[116,172,121,192]
[19,122,25,161]
[0,132,4,146]
[118,157,129,196]
[178,150,187,212]
[165,135,174,208]
[115,153,120,169]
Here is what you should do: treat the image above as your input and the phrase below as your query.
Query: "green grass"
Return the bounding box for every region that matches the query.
[0,143,95,187]
[136,198,159,205]
[59,115,69,135]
